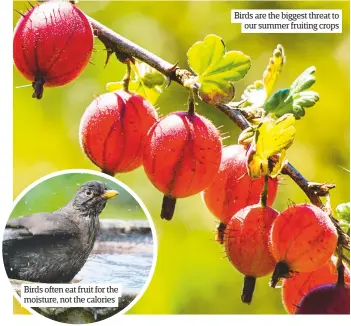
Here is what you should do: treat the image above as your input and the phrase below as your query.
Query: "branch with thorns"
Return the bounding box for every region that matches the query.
[34,1,349,262]
[88,16,349,258]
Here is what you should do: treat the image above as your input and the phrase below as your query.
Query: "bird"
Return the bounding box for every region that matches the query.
[2,180,119,283]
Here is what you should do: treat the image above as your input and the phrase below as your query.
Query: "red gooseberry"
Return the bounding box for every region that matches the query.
[269,203,338,287]
[13,2,94,99]
[203,145,278,225]
[79,90,158,175]
[224,204,278,303]
[282,257,350,314]
[143,111,222,220]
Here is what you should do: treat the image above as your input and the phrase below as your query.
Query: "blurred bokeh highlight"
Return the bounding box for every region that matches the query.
[13,0,349,314]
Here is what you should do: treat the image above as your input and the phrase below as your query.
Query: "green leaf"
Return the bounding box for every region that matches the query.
[336,202,350,223]
[292,91,319,108]
[264,67,319,120]
[290,66,316,95]
[264,88,290,114]
[187,34,251,105]
[292,105,305,119]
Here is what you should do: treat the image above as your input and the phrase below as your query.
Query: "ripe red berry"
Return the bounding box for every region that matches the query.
[79,90,158,175]
[282,257,350,314]
[269,204,338,287]
[295,283,350,314]
[13,2,94,99]
[143,111,222,220]
[224,204,278,303]
[203,145,278,225]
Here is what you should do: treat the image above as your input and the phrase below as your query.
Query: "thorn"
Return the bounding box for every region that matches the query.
[165,76,172,89]
[338,165,350,173]
[168,61,179,73]
[27,1,35,9]
[15,84,32,89]
[104,48,113,68]
[14,9,25,17]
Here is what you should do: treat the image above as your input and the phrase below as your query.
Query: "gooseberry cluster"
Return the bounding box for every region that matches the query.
[80,96,222,220]
[13,1,349,315]
[201,143,348,312]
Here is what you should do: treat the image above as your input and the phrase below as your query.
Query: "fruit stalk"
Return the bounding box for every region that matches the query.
[123,61,132,92]
[188,88,195,116]
[260,175,269,207]
[338,263,345,286]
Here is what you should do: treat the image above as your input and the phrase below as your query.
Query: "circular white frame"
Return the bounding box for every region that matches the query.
[0,169,158,321]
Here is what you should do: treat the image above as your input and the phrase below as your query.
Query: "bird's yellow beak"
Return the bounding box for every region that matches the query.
[102,190,119,199]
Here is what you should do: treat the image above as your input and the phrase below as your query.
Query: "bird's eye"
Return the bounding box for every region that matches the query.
[85,190,93,197]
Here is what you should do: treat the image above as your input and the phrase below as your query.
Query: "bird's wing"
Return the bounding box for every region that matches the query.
[5,213,80,240]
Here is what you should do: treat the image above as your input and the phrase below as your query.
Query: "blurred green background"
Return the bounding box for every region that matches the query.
[13,0,349,315]
[10,172,147,220]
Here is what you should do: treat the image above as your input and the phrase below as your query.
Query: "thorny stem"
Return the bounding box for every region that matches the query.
[88,15,350,257]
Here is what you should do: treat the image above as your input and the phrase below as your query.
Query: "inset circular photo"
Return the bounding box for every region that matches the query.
[1,170,157,323]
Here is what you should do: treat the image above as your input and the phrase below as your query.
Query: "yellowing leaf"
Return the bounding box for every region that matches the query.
[187,34,251,105]
[270,150,288,178]
[247,114,295,178]
[238,126,255,146]
[263,44,285,98]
